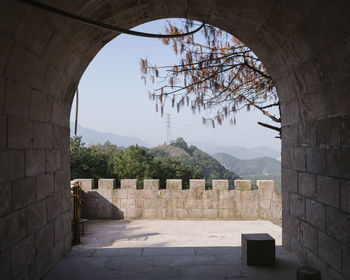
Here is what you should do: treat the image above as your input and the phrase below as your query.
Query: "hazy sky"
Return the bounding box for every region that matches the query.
[70,19,281,150]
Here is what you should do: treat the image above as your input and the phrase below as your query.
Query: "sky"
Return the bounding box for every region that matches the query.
[70,19,281,150]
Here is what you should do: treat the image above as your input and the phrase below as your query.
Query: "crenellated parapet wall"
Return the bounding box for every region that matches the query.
[74,179,282,226]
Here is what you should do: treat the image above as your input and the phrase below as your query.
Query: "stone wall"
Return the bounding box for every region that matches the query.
[75,179,281,226]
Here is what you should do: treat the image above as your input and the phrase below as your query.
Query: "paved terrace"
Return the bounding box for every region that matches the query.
[45,220,300,280]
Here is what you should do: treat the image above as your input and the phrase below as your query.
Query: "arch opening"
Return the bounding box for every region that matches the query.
[0,1,350,279]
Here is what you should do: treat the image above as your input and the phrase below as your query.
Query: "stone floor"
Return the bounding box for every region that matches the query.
[44,220,301,280]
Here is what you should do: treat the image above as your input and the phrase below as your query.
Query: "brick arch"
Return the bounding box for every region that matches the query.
[0,0,349,278]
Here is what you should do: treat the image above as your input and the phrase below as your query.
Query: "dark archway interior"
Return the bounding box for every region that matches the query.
[0,0,349,279]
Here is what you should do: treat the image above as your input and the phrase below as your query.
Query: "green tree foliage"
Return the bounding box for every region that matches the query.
[153,138,239,188]
[70,136,111,183]
[70,136,203,188]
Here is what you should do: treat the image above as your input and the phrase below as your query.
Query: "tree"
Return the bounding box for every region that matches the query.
[140,21,281,137]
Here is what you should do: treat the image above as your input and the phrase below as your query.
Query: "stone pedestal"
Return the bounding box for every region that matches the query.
[297,266,321,280]
[241,233,275,266]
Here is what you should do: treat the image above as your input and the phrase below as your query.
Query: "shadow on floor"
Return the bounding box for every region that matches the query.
[44,245,300,280]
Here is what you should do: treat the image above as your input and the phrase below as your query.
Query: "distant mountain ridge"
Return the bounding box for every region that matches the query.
[213,153,281,176]
[191,140,280,160]
[151,138,240,188]
[70,123,149,148]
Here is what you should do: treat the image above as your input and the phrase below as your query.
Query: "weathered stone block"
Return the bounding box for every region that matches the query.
[89,189,112,200]
[241,233,275,266]
[98,179,115,189]
[282,146,305,171]
[260,200,271,209]
[114,189,128,199]
[0,249,10,280]
[318,232,342,272]
[340,180,350,214]
[218,190,233,200]
[33,121,52,149]
[290,193,305,219]
[158,189,171,199]
[260,190,273,200]
[5,82,31,119]
[10,235,35,278]
[237,190,251,200]
[45,149,61,172]
[143,179,159,190]
[85,199,113,219]
[291,238,306,263]
[125,189,136,199]
[1,209,27,251]
[150,199,166,209]
[172,189,187,199]
[316,117,341,147]
[52,125,69,149]
[173,208,188,219]
[306,199,325,231]
[0,115,6,149]
[203,209,218,219]
[0,150,25,182]
[300,222,317,252]
[317,176,340,208]
[30,93,52,122]
[121,199,135,209]
[113,208,125,220]
[342,245,350,278]
[282,168,298,193]
[46,192,62,221]
[213,180,229,190]
[121,179,137,189]
[12,177,37,210]
[27,200,47,234]
[299,121,316,146]
[54,215,65,243]
[218,199,233,209]
[283,124,298,146]
[75,179,94,192]
[142,209,157,219]
[298,172,316,199]
[257,180,274,191]
[326,206,350,245]
[26,149,45,176]
[305,147,326,174]
[187,209,203,218]
[127,208,142,219]
[282,210,300,238]
[144,199,151,209]
[135,199,144,208]
[166,179,182,190]
[189,179,205,190]
[235,180,252,191]
[203,189,218,200]
[218,209,234,218]
[35,222,54,255]
[305,250,327,276]
[0,182,11,215]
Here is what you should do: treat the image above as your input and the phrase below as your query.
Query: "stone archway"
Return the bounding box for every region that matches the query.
[0,0,349,279]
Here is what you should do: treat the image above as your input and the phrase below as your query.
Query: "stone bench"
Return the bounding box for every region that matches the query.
[241,233,275,266]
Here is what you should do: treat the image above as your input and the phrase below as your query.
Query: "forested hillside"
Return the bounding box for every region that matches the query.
[213,152,281,193]
[213,153,280,176]
[70,136,238,189]
[151,138,240,188]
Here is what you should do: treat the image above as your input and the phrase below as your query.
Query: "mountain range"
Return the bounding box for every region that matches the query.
[70,124,280,161]
[213,153,281,176]
[70,123,149,148]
